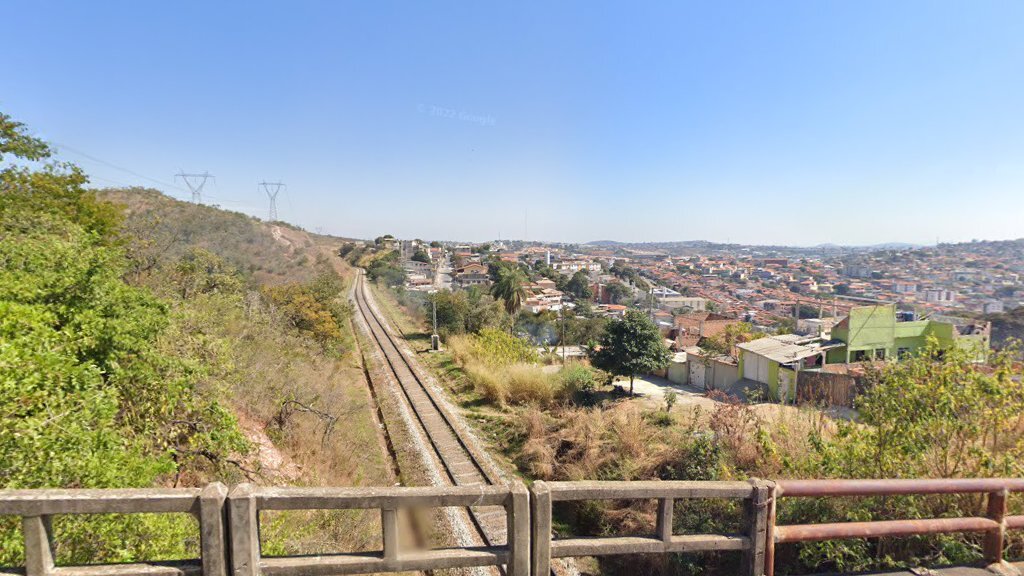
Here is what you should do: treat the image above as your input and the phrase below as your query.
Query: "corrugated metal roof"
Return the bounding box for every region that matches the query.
[738,336,824,364]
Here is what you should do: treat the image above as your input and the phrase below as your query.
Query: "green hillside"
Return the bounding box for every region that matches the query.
[0,113,389,563]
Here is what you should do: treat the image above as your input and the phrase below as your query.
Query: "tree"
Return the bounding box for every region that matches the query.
[491,266,528,316]
[411,249,430,263]
[565,270,593,300]
[1,113,51,161]
[605,282,632,304]
[700,322,762,357]
[429,240,441,248]
[590,309,672,395]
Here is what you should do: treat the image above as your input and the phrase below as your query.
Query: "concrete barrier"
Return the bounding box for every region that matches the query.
[0,483,228,576]
[227,483,528,576]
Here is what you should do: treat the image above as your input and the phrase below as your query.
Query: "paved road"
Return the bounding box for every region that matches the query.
[435,253,453,290]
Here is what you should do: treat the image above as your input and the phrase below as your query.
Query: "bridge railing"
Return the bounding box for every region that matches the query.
[768,478,1024,576]
[530,479,774,576]
[0,483,228,576]
[5,479,1024,576]
[227,483,529,576]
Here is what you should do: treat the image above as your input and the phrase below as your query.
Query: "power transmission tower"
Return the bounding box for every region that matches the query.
[175,171,214,203]
[259,181,286,221]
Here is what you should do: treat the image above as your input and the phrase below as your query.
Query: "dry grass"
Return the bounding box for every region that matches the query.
[516,403,681,481]
[505,364,555,405]
[464,360,508,405]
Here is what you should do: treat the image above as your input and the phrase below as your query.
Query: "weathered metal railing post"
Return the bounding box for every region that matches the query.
[984,487,1008,568]
[531,480,552,576]
[199,482,229,576]
[742,479,773,576]
[228,483,260,576]
[507,482,530,576]
[22,515,55,576]
[763,481,778,576]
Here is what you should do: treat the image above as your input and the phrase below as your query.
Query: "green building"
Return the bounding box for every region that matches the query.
[735,305,991,402]
[825,304,990,363]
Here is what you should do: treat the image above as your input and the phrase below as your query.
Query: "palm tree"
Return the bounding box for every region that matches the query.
[491,266,528,316]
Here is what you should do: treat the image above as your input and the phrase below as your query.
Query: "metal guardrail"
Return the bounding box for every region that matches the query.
[0,483,227,576]
[228,483,528,576]
[3,479,1024,576]
[768,478,1024,576]
[530,479,773,576]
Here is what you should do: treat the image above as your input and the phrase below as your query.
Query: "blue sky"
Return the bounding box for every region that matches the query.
[4,1,1023,245]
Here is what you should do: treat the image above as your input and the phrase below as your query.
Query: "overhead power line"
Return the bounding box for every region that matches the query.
[50,141,188,193]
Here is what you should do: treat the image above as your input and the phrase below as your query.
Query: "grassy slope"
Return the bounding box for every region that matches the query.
[97,188,393,554]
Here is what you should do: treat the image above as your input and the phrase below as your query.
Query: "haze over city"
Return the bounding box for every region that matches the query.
[4,1,1023,245]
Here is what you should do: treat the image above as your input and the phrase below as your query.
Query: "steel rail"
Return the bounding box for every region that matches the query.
[352,272,503,559]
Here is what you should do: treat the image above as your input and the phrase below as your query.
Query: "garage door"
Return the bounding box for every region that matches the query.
[743,353,768,383]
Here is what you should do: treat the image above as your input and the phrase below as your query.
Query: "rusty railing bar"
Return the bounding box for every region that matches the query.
[776,478,1024,497]
[774,516,1000,543]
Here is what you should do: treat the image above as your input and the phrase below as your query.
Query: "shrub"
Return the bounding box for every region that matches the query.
[472,329,539,366]
[557,363,598,401]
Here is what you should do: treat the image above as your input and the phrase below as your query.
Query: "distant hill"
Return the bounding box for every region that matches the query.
[99,187,327,286]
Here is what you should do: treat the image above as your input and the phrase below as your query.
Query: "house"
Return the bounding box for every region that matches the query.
[737,335,830,402]
[522,284,564,313]
[553,259,602,274]
[652,288,707,311]
[673,312,740,349]
[598,304,627,318]
[454,263,491,288]
[825,304,990,363]
[402,260,431,275]
[923,288,958,304]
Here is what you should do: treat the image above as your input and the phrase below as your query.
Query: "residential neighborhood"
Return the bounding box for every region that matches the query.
[385,236,1018,410]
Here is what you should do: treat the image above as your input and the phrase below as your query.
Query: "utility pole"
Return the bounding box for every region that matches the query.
[258,181,286,221]
[429,290,440,351]
[559,307,566,365]
[175,171,214,204]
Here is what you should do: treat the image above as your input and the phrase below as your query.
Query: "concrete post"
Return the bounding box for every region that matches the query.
[530,481,552,576]
[656,498,674,544]
[199,482,229,576]
[381,508,399,563]
[742,479,772,576]
[507,483,530,576]
[228,483,261,576]
[22,515,54,576]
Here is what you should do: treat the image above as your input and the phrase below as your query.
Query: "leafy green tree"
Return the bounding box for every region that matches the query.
[700,322,762,357]
[0,112,247,563]
[428,288,507,337]
[491,266,528,316]
[605,282,632,304]
[589,309,672,395]
[0,112,50,160]
[411,249,430,263]
[172,247,242,299]
[565,270,593,300]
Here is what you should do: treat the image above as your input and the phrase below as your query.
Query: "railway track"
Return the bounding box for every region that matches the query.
[352,271,509,563]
